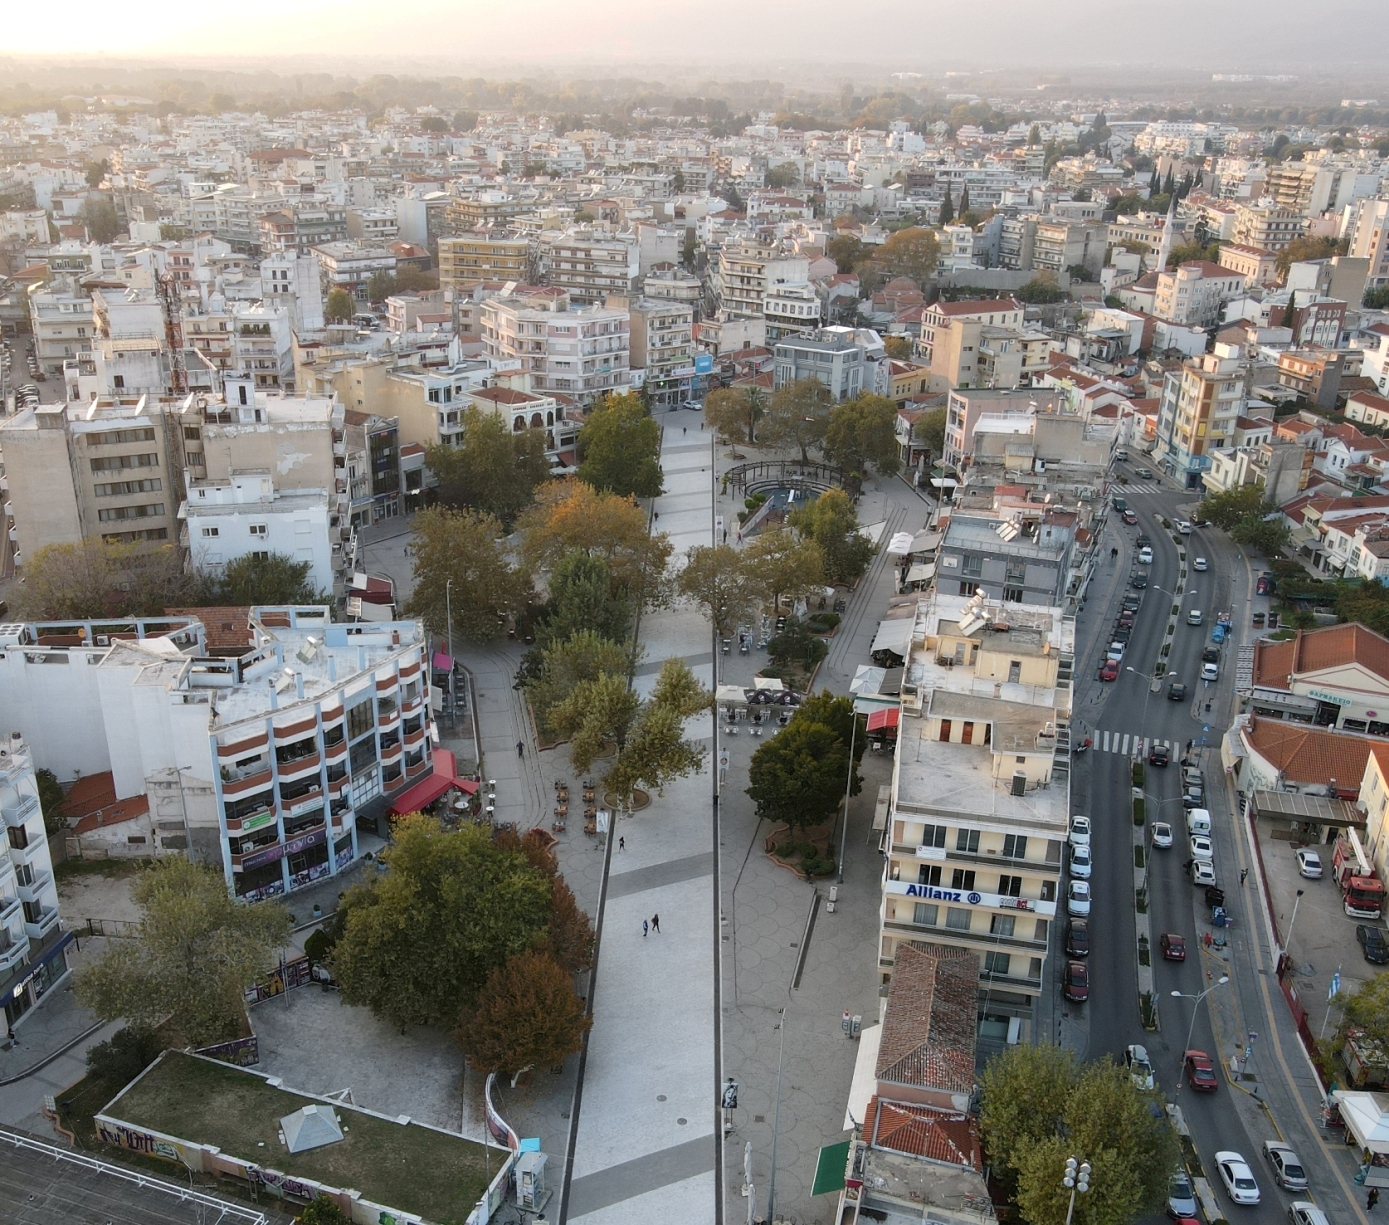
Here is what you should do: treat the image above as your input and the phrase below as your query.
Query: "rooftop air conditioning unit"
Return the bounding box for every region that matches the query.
[1011,772,1027,797]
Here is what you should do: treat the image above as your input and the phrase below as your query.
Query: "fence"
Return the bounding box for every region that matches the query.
[244,955,313,1006]
[81,917,142,939]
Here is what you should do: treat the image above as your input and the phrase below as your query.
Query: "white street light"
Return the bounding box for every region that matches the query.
[1063,1156,1092,1225]
[1171,976,1231,1092]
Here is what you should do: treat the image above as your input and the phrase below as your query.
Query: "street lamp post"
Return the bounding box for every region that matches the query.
[1063,1156,1091,1225]
[1127,667,1176,757]
[1284,888,1307,956]
[444,577,454,724]
[1171,976,1231,1092]
[174,764,194,863]
[836,710,860,885]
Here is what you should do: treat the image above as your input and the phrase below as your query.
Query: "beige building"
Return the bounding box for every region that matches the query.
[1155,351,1245,488]
[480,288,630,404]
[1218,243,1280,287]
[1346,198,1389,290]
[542,232,639,304]
[628,298,695,407]
[714,240,810,321]
[1153,261,1248,327]
[437,233,530,292]
[1232,201,1306,252]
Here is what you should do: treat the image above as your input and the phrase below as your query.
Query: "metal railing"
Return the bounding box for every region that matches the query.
[0,1125,270,1222]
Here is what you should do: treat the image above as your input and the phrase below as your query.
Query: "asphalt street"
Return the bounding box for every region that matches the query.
[1070,470,1305,1225]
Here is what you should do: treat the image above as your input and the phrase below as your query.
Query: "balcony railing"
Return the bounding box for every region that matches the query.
[0,932,30,974]
[0,892,21,923]
[1,792,39,828]
[16,871,51,903]
[24,907,59,941]
[221,767,274,797]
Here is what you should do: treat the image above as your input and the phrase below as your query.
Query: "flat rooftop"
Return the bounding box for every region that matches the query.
[103,1052,492,1224]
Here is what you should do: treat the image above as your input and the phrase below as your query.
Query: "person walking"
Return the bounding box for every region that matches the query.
[651,913,661,933]
[618,836,625,852]
[642,919,649,938]
[516,740,525,758]
[1240,868,1249,886]
[1368,1188,1379,1211]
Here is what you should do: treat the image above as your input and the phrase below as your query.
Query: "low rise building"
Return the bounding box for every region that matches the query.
[1277,349,1344,409]
[311,242,397,303]
[1153,261,1247,328]
[772,329,865,401]
[1244,623,1389,734]
[1218,243,1280,287]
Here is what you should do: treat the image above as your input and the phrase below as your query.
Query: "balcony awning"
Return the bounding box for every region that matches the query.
[865,707,901,733]
[388,748,478,816]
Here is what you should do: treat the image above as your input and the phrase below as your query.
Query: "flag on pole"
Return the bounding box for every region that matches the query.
[1329,972,1341,1002]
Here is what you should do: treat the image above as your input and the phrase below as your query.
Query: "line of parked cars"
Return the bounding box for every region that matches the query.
[1099,593,1143,682]
[1064,814,1092,1002]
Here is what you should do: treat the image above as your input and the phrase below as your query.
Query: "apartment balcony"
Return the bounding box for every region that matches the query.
[221,766,274,797]
[0,931,30,975]
[224,805,276,836]
[324,738,347,763]
[218,730,270,759]
[24,907,59,941]
[5,836,39,865]
[276,751,322,783]
[280,787,325,817]
[16,871,51,903]
[0,891,20,924]
[2,791,39,828]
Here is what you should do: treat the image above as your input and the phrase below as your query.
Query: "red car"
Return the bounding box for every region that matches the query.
[1122,509,1139,524]
[1183,1049,1219,1092]
[1099,659,1120,682]
[1161,932,1187,961]
[1063,960,1089,1002]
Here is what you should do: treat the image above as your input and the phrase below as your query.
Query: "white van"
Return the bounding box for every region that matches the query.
[1186,808,1211,835]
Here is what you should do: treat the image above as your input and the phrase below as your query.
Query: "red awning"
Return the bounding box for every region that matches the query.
[388,748,478,815]
[865,707,901,732]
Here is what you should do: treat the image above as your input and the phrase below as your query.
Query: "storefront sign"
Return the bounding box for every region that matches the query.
[1308,689,1352,706]
[885,878,1056,916]
[240,827,326,872]
[239,810,276,834]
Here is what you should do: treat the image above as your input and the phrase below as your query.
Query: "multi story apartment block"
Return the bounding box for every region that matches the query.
[29,287,93,378]
[879,588,1074,1040]
[628,298,695,407]
[918,300,1025,368]
[312,242,397,302]
[259,204,349,257]
[0,733,68,1032]
[1155,351,1246,488]
[465,386,578,466]
[772,329,865,400]
[0,608,435,903]
[345,207,399,244]
[1217,243,1280,287]
[480,288,630,404]
[542,233,639,304]
[715,241,810,321]
[437,233,530,292]
[940,388,1064,470]
[1031,218,1105,276]
[343,410,402,527]
[1231,201,1306,252]
[445,192,528,234]
[1153,261,1248,327]
[640,267,704,318]
[1346,198,1389,290]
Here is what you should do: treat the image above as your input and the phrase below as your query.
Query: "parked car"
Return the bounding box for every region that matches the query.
[1193,861,1217,886]
[1065,918,1090,957]
[1168,682,1188,702]
[1161,932,1187,961]
[1289,1203,1330,1225]
[1122,509,1139,524]
[1215,1152,1261,1205]
[1168,1171,1198,1218]
[1182,765,1204,789]
[1296,848,1323,879]
[1152,822,1174,848]
[1063,959,1089,1002]
[1193,557,1208,571]
[1262,1141,1308,1192]
[1112,627,1132,643]
[1184,1049,1219,1092]
[1149,742,1170,766]
[1256,573,1274,595]
[1201,662,1220,682]
[1070,843,1093,879]
[1118,610,1137,628]
[1189,834,1213,861]
[1357,924,1389,965]
[1069,814,1092,848]
[1133,572,1149,588]
[1202,645,1221,663]
[1122,594,1142,611]
[1182,788,1206,809]
[1187,608,1204,626]
[1125,1044,1155,1090]
[1107,642,1126,662]
[1067,879,1092,916]
[1139,546,1155,564]
[1099,659,1120,681]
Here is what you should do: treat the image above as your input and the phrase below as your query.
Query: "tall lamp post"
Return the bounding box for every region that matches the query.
[1063,1156,1091,1225]
[1171,976,1230,1092]
[1284,887,1307,957]
[836,709,862,884]
[1127,667,1177,758]
[444,577,454,724]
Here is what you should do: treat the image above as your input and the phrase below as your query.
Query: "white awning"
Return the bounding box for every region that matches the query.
[871,617,914,657]
[886,531,916,556]
[753,676,785,691]
[716,684,749,705]
[1334,1090,1389,1153]
[904,562,936,585]
[850,664,887,694]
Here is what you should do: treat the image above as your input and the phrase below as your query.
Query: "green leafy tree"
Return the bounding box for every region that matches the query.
[1167,241,1221,269]
[76,860,290,1047]
[858,226,941,294]
[790,488,875,585]
[214,552,320,605]
[578,392,663,499]
[1028,123,1041,145]
[747,718,849,830]
[297,1196,352,1225]
[958,184,971,215]
[366,270,399,302]
[1276,235,1340,281]
[419,116,448,133]
[83,159,110,188]
[456,949,590,1076]
[16,540,198,619]
[453,110,478,132]
[827,234,866,274]
[35,768,66,836]
[742,527,825,611]
[883,335,913,360]
[79,198,121,243]
[705,386,765,445]
[604,659,710,804]
[539,550,632,648]
[333,816,552,1026]
[766,616,828,671]
[1198,483,1267,529]
[405,507,528,644]
[1230,513,1290,556]
[1364,287,1389,310]
[324,287,354,322]
[1343,972,1389,1047]
[761,378,834,461]
[85,1024,164,1087]
[1016,274,1067,304]
[426,407,552,523]
[938,185,955,225]
[823,395,902,478]
[678,544,757,637]
[551,671,642,773]
[526,629,633,736]
[766,162,800,189]
[916,406,948,462]
[681,227,697,266]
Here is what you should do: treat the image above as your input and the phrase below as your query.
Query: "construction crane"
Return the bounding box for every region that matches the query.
[156,270,187,395]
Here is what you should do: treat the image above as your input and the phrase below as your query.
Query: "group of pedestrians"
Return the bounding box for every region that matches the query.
[642,914,661,937]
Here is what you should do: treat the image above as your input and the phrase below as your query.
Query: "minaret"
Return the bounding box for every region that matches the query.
[1152,190,1178,274]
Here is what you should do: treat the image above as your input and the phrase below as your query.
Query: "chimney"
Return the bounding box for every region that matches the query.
[328,656,337,682]
[295,672,305,700]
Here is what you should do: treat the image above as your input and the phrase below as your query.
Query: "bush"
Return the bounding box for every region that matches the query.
[1133,798,1145,824]
[297,1196,353,1225]
[85,1024,164,1087]
[1132,761,1144,787]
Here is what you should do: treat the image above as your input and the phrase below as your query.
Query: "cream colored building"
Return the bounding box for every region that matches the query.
[1232,201,1306,252]
[1218,244,1280,287]
[480,288,630,404]
[628,298,695,407]
[437,233,530,292]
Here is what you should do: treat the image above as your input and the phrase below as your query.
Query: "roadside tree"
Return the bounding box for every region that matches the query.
[824,395,902,477]
[742,528,825,611]
[789,488,874,585]
[524,629,633,738]
[761,378,834,462]
[427,408,551,523]
[324,287,354,322]
[705,386,766,445]
[538,550,632,648]
[578,392,663,499]
[405,507,529,643]
[746,718,848,829]
[456,949,590,1077]
[677,544,757,637]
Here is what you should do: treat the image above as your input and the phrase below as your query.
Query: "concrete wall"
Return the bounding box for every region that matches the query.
[936,269,1072,292]
[0,648,113,782]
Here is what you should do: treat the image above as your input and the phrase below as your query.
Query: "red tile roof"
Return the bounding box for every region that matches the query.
[62,771,151,833]
[861,1096,982,1169]
[1253,623,1389,689]
[165,606,253,655]
[928,298,1020,317]
[875,944,977,1094]
[1244,715,1375,793]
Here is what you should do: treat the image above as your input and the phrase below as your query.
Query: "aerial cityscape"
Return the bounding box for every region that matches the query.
[2,12,1389,1225]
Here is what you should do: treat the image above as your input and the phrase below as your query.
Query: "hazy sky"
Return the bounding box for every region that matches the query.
[4,0,1386,70]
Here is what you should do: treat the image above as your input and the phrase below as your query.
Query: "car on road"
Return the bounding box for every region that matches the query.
[1067,879,1092,916]
[1118,609,1137,628]
[1152,822,1174,848]
[1125,1044,1154,1090]
[1289,1203,1330,1225]
[1215,1152,1261,1205]
[1138,545,1154,564]
[1261,1141,1308,1192]
[1069,843,1093,878]
[1201,662,1220,682]
[1149,742,1171,766]
[1069,814,1092,848]
[1202,645,1220,663]
[1168,1171,1199,1218]
[1099,659,1120,681]
[1132,571,1149,588]
[1112,627,1132,644]
[1187,608,1204,625]
[1182,788,1206,809]
[1189,834,1213,861]
[1357,923,1389,964]
[1296,848,1323,878]
[1161,932,1187,961]
[1122,509,1139,524]
[1184,1049,1219,1092]
[1122,593,1142,610]
[1065,918,1089,957]
[1168,682,1187,701]
[1062,959,1089,1002]
[1193,556,1208,571]
[1193,860,1217,886]
[1137,467,1154,478]
[1177,520,1192,534]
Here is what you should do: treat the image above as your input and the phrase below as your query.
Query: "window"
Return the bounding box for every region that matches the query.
[945,907,972,931]
[917,864,941,886]
[1002,834,1028,859]
[249,524,268,538]
[962,554,982,577]
[919,823,946,849]
[950,868,976,891]
[998,874,1023,897]
[201,526,219,538]
[1004,586,1024,603]
[93,478,161,497]
[990,914,1016,938]
[912,902,938,927]
[346,698,375,741]
[984,950,1011,976]
[97,503,164,522]
[90,452,158,472]
[955,828,980,853]
[959,581,977,596]
[87,427,156,446]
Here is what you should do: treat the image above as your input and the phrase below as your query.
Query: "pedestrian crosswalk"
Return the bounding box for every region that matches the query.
[1093,730,1175,757]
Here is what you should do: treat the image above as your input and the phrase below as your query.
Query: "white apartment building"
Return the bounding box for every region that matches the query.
[1346,198,1389,289]
[1232,201,1306,252]
[0,608,435,903]
[880,589,1074,1040]
[715,241,811,321]
[480,289,630,404]
[763,282,822,340]
[311,242,397,302]
[1153,261,1248,328]
[542,232,639,304]
[183,471,338,595]
[29,288,94,378]
[0,209,52,243]
[346,207,399,244]
[628,298,695,407]
[0,733,67,1033]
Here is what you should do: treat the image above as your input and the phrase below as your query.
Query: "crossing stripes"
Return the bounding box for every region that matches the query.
[1094,730,1176,757]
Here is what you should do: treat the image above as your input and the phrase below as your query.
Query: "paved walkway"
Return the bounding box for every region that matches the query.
[563,415,719,1225]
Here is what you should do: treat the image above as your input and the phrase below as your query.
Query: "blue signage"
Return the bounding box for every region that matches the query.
[694,354,714,374]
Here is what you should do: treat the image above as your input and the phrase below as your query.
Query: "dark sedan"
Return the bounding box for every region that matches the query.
[1184,1049,1219,1092]
[1066,918,1090,957]
[1063,960,1089,1002]
[1358,924,1389,965]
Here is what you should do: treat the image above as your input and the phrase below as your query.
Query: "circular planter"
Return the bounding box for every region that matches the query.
[603,788,651,811]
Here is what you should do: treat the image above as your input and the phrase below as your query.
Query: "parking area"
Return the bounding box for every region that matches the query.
[1256,815,1372,1038]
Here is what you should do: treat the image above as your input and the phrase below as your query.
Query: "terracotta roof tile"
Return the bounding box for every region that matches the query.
[875,944,977,1094]
[1244,715,1375,794]
[861,1096,982,1169]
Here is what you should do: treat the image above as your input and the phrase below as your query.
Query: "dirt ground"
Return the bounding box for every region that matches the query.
[55,860,144,926]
